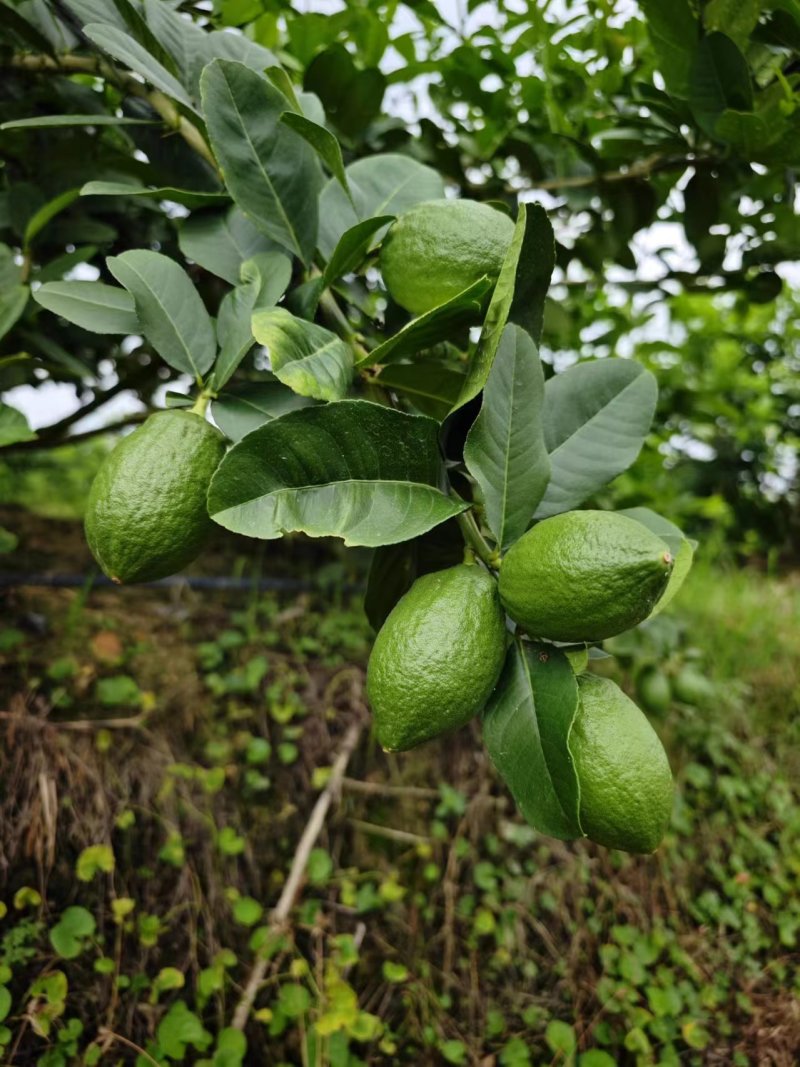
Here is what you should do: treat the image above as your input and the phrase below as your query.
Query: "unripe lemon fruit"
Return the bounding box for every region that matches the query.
[366,563,507,751]
[85,410,226,584]
[572,674,673,853]
[498,511,673,643]
[380,199,515,316]
[636,667,672,714]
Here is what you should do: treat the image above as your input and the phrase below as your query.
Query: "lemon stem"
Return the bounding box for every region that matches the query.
[456,510,499,571]
[191,393,211,416]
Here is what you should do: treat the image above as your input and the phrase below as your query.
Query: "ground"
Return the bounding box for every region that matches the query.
[1,504,799,1066]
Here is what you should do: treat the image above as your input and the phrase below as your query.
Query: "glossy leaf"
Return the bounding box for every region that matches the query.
[211,380,314,442]
[0,402,37,447]
[1,114,158,130]
[280,111,351,200]
[360,277,492,368]
[81,182,228,210]
[534,360,658,519]
[33,281,138,335]
[212,252,292,389]
[321,216,394,287]
[201,60,320,263]
[639,0,699,98]
[508,203,555,346]
[482,642,582,841]
[251,307,353,401]
[23,188,81,247]
[107,251,216,380]
[83,23,196,110]
[318,154,445,259]
[208,400,467,546]
[464,325,550,549]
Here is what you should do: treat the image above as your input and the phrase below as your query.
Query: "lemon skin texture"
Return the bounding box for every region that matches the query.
[498,511,673,643]
[366,564,507,751]
[85,410,226,584]
[572,674,673,854]
[380,199,515,316]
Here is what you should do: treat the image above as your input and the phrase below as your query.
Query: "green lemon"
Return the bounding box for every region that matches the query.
[636,667,672,714]
[572,674,673,854]
[498,511,673,643]
[85,410,226,584]
[380,199,515,316]
[366,563,507,751]
[671,667,715,707]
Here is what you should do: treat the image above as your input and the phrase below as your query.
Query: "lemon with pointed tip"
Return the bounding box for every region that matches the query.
[499,511,673,643]
[85,409,226,584]
[366,563,507,751]
[572,674,673,854]
[380,199,515,316]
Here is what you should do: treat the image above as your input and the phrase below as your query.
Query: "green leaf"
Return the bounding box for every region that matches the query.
[703,0,761,45]
[376,362,465,421]
[464,325,550,549]
[76,844,115,881]
[1,114,158,130]
[690,32,754,138]
[0,286,28,341]
[361,277,492,368]
[533,360,658,520]
[49,906,96,959]
[208,400,467,547]
[179,206,278,285]
[33,281,138,335]
[0,403,36,447]
[279,983,311,1018]
[232,896,263,926]
[212,1028,247,1067]
[211,381,314,442]
[546,1020,577,1056]
[482,642,582,841]
[0,988,10,1024]
[107,250,216,380]
[455,202,553,412]
[305,43,386,139]
[621,508,695,616]
[639,0,699,98]
[212,253,293,390]
[0,527,19,554]
[23,187,81,247]
[201,60,321,263]
[508,204,555,346]
[251,307,353,401]
[280,112,351,201]
[157,1001,212,1059]
[321,216,394,287]
[318,153,445,259]
[364,542,416,631]
[80,181,228,210]
[307,848,334,885]
[83,23,196,111]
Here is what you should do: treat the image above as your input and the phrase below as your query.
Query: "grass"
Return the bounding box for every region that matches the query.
[0,528,798,1066]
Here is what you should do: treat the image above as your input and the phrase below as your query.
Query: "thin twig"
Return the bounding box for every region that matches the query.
[0,711,147,731]
[342,777,439,799]
[231,719,364,1030]
[96,1029,161,1066]
[348,818,431,845]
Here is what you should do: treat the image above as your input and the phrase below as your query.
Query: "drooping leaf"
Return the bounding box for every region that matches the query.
[376,362,466,421]
[0,286,29,341]
[464,325,550,549]
[81,181,228,210]
[107,250,216,380]
[482,642,582,841]
[211,380,314,442]
[178,206,277,285]
[200,60,321,263]
[690,32,754,138]
[360,277,492,368]
[251,307,353,401]
[208,400,467,546]
[212,252,293,389]
[508,204,555,346]
[23,187,81,247]
[318,154,445,259]
[33,281,138,335]
[533,360,658,519]
[280,112,351,201]
[0,402,37,447]
[83,23,196,111]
